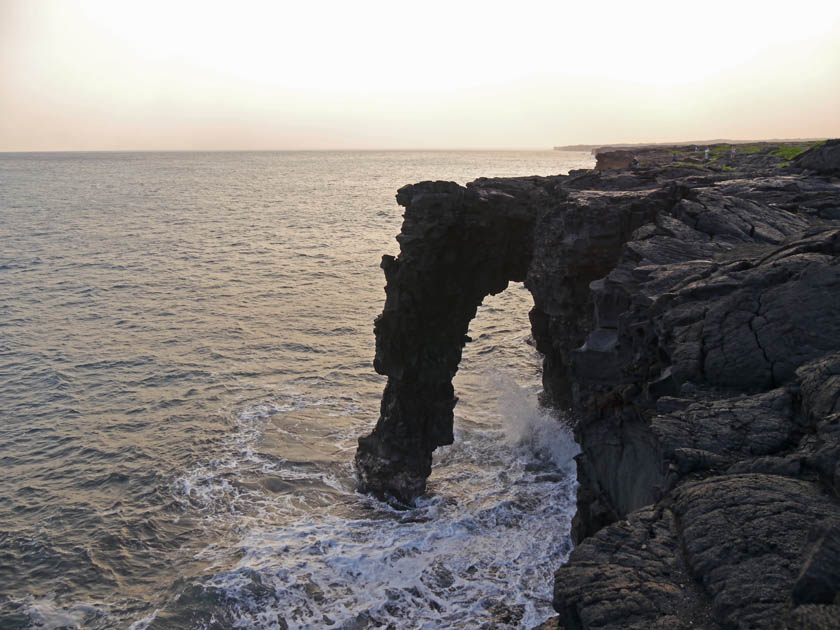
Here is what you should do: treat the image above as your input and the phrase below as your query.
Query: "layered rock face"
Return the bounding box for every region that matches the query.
[355,142,840,627]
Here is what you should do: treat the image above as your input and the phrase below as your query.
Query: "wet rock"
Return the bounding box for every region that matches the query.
[531,616,561,630]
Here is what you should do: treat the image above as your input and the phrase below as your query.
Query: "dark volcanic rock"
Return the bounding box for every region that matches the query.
[594,149,637,170]
[356,142,840,627]
[554,506,714,630]
[355,179,543,501]
[794,139,840,175]
[673,475,840,628]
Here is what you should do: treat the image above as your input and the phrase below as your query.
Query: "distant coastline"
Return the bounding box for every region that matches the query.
[554,138,829,154]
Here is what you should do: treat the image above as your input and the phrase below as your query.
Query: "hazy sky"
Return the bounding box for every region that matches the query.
[2,0,839,151]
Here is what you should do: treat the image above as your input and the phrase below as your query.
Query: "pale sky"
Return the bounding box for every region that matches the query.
[1,0,838,151]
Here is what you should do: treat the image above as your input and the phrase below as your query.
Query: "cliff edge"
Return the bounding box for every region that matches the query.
[356,140,840,628]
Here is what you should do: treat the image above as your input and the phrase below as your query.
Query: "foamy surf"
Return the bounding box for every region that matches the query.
[170,391,367,518]
[161,376,578,629]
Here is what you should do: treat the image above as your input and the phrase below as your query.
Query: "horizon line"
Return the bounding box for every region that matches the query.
[1,137,833,155]
[0,147,564,154]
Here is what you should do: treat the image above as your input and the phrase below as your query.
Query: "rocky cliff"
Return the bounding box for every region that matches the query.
[356,140,840,628]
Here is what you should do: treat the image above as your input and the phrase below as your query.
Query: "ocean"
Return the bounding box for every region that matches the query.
[0,150,593,629]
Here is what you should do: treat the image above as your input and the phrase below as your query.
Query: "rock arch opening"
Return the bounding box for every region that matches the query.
[451,281,541,427]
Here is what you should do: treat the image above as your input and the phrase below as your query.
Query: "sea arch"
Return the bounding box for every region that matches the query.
[354,179,542,503]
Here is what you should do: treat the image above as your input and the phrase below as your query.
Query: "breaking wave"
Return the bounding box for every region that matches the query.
[157,376,578,630]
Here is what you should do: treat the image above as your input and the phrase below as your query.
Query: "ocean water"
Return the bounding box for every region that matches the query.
[0,150,593,630]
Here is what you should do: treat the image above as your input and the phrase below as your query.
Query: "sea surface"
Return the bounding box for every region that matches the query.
[0,150,593,630]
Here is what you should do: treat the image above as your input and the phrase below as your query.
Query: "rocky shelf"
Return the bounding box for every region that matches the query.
[355,140,840,629]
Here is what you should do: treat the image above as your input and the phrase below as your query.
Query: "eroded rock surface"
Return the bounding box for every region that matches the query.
[355,179,540,501]
[356,141,840,627]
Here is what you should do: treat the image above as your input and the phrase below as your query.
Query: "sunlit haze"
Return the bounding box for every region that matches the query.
[2,0,838,151]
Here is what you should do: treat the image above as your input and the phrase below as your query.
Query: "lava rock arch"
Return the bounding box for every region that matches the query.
[354,179,542,503]
[355,173,659,503]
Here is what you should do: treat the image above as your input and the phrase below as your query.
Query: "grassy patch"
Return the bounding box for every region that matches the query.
[771,141,823,161]
[737,144,763,154]
[772,145,809,160]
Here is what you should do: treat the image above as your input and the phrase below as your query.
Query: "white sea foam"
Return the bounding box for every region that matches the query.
[127,610,158,630]
[494,371,579,469]
[170,390,363,517]
[21,595,107,630]
[186,374,579,629]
